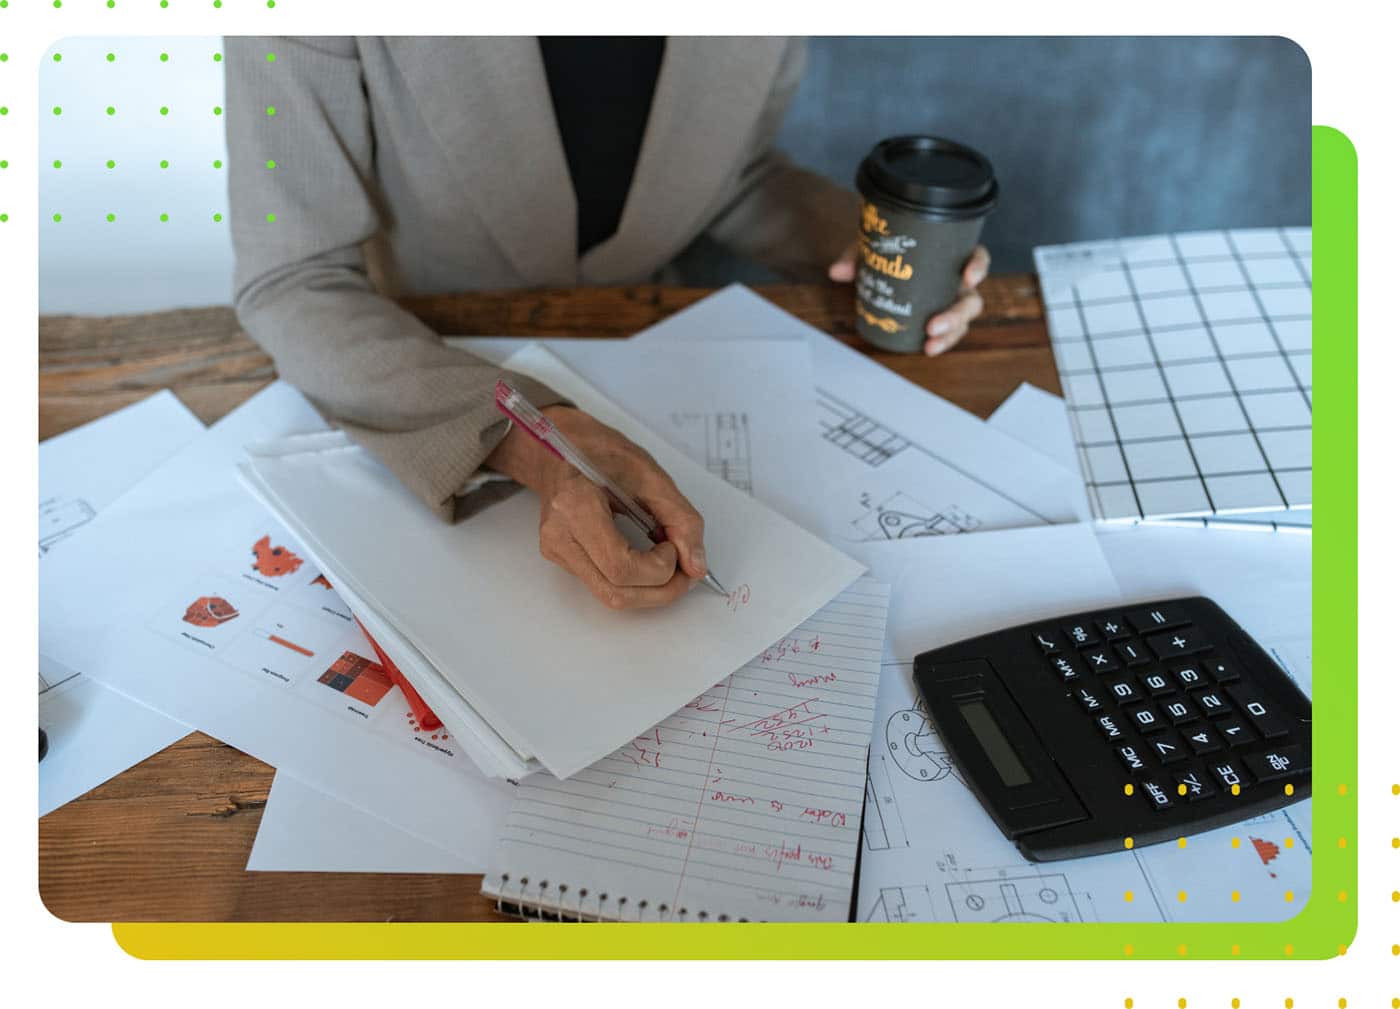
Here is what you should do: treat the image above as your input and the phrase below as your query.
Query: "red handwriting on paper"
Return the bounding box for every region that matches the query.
[806,852,834,870]
[732,698,830,752]
[709,790,755,804]
[800,808,848,828]
[727,584,751,612]
[622,727,664,769]
[685,692,722,713]
[787,669,837,688]
[770,800,784,813]
[761,636,824,664]
[645,817,692,841]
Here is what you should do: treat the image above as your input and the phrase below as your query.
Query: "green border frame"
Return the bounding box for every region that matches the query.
[111,125,1355,961]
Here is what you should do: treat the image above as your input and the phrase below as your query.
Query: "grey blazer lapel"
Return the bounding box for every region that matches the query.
[388,37,577,286]
[580,37,788,282]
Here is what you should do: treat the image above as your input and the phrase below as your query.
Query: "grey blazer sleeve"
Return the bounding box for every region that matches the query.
[702,40,860,281]
[224,36,566,522]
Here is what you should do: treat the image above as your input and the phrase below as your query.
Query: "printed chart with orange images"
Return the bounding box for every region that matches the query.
[147,523,464,765]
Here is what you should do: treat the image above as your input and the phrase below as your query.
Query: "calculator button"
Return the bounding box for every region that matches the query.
[1217,719,1258,748]
[1082,647,1120,674]
[1172,768,1217,802]
[1125,704,1167,735]
[1125,604,1190,633]
[1172,665,1210,690]
[1242,745,1309,783]
[1115,639,1151,667]
[1193,690,1231,719]
[1061,621,1098,647]
[1096,617,1129,641]
[1048,653,1086,683]
[1208,759,1252,793]
[1224,685,1291,739]
[1139,671,1175,697]
[1204,658,1240,683]
[1115,743,1148,774]
[1183,725,1224,755]
[1075,686,1107,714]
[1104,677,1141,704]
[1150,733,1188,765]
[1161,696,1197,725]
[1096,714,1126,741]
[1033,630,1064,655]
[1146,628,1212,660]
[1141,779,1175,810]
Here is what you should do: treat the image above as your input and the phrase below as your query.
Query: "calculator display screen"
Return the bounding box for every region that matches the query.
[958,700,1032,787]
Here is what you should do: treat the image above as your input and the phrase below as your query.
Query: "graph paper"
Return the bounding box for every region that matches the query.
[1034,228,1312,525]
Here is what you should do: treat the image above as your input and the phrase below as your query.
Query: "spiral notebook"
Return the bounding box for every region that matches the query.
[482,579,890,922]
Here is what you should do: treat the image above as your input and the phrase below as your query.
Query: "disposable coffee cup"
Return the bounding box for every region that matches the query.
[853,135,998,352]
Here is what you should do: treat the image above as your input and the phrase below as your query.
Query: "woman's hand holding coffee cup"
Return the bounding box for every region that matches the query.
[829,243,991,356]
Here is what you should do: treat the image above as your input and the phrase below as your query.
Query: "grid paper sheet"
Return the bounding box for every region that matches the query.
[1034,228,1311,523]
[484,579,890,922]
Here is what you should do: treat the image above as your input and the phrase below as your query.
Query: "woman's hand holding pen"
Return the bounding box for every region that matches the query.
[486,405,710,610]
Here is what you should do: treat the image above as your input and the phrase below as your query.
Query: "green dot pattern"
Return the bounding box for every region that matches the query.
[213,159,222,169]
[106,213,115,222]
[53,213,62,222]
[159,213,169,222]
[0,160,6,169]
[160,160,169,169]
[53,160,62,169]
[213,213,223,222]
[266,213,277,223]
[107,53,116,63]
[266,160,277,169]
[160,106,169,116]
[266,107,277,116]
[106,160,116,169]
[106,107,115,116]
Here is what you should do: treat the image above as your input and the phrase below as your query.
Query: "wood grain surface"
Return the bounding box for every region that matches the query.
[37,278,1057,922]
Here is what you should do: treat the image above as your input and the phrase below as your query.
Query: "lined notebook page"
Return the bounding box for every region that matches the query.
[483,579,890,922]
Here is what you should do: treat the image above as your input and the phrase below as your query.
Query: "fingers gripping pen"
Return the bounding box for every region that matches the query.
[494,380,729,598]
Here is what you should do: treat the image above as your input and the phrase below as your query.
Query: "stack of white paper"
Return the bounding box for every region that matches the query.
[239,345,867,780]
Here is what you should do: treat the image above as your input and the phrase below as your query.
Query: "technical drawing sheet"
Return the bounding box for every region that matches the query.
[849,523,1311,924]
[1035,228,1312,526]
[484,579,890,921]
[39,391,202,815]
[632,285,1084,542]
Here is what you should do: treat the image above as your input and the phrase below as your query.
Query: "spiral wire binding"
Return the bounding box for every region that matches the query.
[490,873,737,922]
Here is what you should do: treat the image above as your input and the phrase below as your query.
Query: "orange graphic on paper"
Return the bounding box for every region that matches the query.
[251,535,304,577]
[408,711,451,743]
[311,573,333,590]
[317,651,392,706]
[1250,836,1281,878]
[183,596,239,628]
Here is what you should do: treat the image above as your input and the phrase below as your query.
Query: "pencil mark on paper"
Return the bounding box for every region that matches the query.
[38,496,96,555]
[886,707,966,786]
[865,884,937,922]
[946,873,1082,924]
[851,490,982,542]
[816,390,910,467]
[668,411,752,494]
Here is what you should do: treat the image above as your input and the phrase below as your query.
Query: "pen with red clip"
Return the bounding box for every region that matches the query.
[494,379,728,597]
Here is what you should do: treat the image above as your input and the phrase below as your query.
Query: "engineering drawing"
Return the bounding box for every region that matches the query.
[946,873,1082,924]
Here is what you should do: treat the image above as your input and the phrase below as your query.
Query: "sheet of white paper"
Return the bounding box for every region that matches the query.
[247,772,506,874]
[850,523,1311,924]
[483,579,890,922]
[633,285,1083,541]
[243,346,866,779]
[38,383,520,855]
[39,391,202,815]
[448,337,825,534]
[988,382,1081,474]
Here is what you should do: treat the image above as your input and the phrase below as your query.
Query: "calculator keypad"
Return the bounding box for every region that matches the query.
[1035,602,1307,825]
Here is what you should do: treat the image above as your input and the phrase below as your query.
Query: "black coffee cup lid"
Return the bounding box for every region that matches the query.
[857,135,998,221]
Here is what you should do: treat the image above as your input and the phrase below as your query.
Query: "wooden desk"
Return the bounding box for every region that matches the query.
[38,279,1058,922]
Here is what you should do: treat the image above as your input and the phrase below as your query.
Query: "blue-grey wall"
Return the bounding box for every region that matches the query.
[681,36,1311,281]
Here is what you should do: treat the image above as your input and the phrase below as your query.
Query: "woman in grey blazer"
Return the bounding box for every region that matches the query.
[225,36,987,609]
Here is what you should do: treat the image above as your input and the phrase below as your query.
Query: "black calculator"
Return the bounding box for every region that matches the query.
[912,597,1311,862]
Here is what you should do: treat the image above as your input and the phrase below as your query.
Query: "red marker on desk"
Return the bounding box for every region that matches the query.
[494,379,728,597]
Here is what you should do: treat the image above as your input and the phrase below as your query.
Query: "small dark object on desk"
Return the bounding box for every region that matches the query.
[39,727,48,762]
